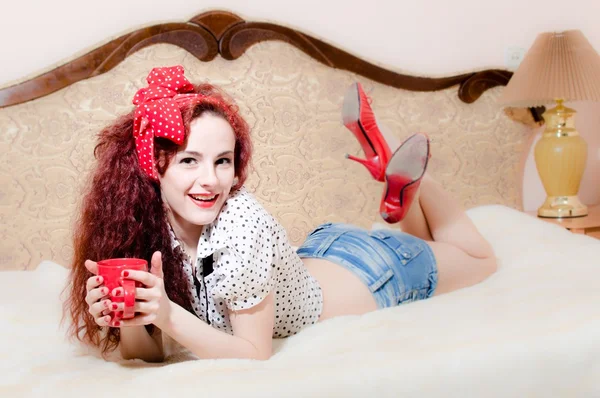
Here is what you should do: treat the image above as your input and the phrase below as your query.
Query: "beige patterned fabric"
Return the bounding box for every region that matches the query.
[0,42,530,270]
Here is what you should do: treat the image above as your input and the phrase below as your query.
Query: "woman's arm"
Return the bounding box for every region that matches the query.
[117,252,275,360]
[119,326,164,362]
[160,291,275,360]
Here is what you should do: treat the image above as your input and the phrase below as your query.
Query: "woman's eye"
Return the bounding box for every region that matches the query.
[180,157,197,164]
[216,158,232,165]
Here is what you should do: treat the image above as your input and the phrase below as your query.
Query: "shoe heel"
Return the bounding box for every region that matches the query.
[341,82,392,182]
[345,153,383,180]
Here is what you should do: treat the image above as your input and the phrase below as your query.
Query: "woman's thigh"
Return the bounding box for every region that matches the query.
[427,241,497,295]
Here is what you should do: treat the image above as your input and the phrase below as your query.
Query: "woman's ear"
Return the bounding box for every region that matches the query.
[233,176,239,185]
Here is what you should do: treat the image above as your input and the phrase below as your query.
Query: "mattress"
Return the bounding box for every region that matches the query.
[1,205,599,397]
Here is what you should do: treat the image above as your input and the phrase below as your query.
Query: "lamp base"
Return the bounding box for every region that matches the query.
[537,195,588,218]
[534,99,588,219]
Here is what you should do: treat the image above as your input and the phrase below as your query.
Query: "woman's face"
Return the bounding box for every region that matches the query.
[159,112,236,232]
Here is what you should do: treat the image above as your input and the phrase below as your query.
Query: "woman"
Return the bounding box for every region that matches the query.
[64,65,496,362]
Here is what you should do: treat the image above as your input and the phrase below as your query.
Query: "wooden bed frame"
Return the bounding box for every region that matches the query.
[0,10,543,113]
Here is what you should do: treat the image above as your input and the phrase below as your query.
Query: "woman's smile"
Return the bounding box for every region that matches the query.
[189,193,220,208]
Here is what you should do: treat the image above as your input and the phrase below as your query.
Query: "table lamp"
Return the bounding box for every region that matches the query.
[500,30,600,218]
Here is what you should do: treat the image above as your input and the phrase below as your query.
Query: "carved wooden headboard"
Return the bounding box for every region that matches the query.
[0,10,534,270]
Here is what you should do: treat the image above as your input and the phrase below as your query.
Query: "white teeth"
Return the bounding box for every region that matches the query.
[191,194,217,201]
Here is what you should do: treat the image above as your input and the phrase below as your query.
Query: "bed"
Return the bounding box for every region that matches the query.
[1,10,598,397]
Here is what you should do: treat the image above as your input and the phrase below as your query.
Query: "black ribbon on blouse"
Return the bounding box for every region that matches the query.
[193,254,214,325]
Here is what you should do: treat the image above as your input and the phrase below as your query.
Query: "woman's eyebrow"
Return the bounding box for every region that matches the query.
[179,150,234,157]
[180,150,202,157]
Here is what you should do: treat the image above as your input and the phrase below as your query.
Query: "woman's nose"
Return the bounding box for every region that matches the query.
[198,166,218,187]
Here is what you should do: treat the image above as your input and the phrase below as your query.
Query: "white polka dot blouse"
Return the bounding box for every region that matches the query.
[173,187,323,338]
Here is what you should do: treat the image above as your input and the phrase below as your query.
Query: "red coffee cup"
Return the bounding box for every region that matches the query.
[97,258,148,320]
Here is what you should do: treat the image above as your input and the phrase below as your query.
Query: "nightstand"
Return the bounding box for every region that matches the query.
[527,204,600,238]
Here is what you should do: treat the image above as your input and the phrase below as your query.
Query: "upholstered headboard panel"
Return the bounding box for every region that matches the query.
[0,11,532,270]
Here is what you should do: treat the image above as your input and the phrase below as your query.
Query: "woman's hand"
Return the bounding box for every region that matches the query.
[110,251,172,329]
[84,260,114,327]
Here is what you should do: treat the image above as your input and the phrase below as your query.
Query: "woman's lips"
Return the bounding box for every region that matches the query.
[189,194,219,209]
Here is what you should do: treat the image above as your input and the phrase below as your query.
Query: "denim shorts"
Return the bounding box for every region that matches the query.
[297,223,438,308]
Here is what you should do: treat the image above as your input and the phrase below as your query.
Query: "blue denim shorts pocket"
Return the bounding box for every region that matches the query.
[368,268,395,293]
[370,230,425,267]
[370,229,438,302]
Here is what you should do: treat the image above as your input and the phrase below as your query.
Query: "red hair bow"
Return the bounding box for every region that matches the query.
[132,65,196,179]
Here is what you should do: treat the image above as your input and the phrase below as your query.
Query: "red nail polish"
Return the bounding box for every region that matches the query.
[123,271,129,277]
[112,304,118,311]
[114,321,121,327]
[114,290,121,296]
[96,276,101,283]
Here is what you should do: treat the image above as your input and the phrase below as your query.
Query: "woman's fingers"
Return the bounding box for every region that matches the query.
[103,268,167,328]
[120,269,161,288]
[89,299,111,318]
[110,284,161,300]
[85,275,104,293]
[85,286,109,306]
[133,286,160,301]
[84,259,99,275]
[150,251,164,279]
[96,314,112,327]
[108,300,157,315]
[83,260,119,327]
[109,286,158,303]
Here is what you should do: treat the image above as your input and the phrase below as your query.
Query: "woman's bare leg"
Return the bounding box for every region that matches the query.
[397,190,433,241]
[398,174,497,294]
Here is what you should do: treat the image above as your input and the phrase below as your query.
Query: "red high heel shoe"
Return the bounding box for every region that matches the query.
[380,133,431,224]
[342,82,392,182]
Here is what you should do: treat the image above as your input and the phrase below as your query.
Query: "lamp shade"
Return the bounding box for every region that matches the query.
[499,30,600,107]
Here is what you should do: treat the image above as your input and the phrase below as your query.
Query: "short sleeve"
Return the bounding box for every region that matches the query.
[211,215,276,311]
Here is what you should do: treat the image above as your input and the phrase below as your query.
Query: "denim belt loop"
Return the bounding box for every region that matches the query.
[314,230,346,256]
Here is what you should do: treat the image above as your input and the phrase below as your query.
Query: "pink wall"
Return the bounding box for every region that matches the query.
[522,102,600,211]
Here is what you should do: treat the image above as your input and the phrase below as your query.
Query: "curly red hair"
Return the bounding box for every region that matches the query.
[63,83,252,353]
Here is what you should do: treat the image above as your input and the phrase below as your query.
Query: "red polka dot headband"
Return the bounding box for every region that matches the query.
[132,65,200,180]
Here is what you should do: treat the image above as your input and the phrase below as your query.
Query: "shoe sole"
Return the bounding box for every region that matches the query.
[342,82,377,157]
[385,133,430,183]
[380,133,430,222]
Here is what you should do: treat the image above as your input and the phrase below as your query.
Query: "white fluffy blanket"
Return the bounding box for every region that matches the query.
[1,205,599,397]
